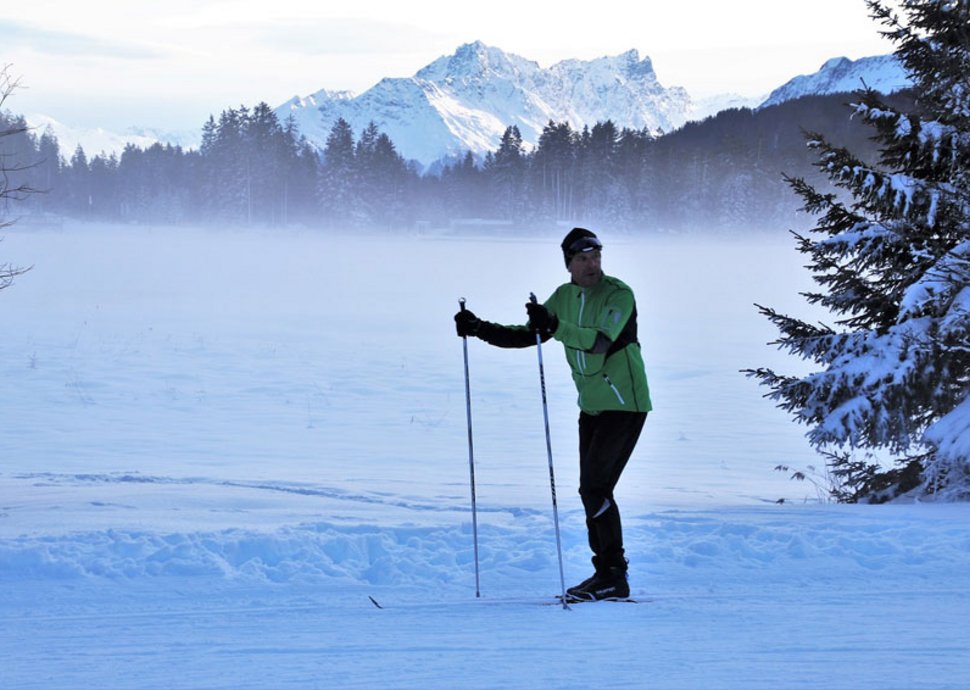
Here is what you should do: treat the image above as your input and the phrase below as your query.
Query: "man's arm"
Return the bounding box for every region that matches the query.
[455,308,548,348]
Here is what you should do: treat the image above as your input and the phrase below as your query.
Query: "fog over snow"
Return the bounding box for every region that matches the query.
[2,224,968,689]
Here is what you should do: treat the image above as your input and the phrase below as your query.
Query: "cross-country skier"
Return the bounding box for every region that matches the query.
[454,227,652,602]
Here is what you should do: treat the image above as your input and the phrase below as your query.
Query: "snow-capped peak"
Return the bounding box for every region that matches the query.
[759,54,912,108]
[280,89,356,114]
[279,42,693,170]
[417,40,533,82]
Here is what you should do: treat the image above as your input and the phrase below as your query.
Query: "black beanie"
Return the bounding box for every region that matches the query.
[561,227,602,267]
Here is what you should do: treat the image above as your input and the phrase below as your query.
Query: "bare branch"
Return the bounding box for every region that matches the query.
[0,65,33,288]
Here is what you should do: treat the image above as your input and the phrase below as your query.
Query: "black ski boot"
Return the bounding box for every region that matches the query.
[565,566,629,602]
[566,572,599,599]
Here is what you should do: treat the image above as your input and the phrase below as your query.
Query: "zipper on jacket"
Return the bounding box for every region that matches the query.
[603,374,626,405]
[574,289,588,373]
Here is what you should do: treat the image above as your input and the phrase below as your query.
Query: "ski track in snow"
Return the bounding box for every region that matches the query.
[11,470,527,516]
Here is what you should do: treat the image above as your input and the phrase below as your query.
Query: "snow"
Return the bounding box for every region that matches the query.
[925,394,970,491]
[2,223,969,689]
[760,54,912,109]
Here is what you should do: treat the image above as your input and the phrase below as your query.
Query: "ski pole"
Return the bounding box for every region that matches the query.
[459,298,481,598]
[529,293,569,609]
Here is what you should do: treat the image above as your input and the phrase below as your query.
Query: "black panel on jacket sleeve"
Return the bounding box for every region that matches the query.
[477,320,550,348]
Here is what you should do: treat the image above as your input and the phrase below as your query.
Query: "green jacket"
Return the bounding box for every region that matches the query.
[478,274,652,415]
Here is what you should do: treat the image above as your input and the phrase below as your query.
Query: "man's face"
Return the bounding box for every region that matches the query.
[568,250,602,287]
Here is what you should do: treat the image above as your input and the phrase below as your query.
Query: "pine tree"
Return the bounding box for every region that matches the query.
[584,120,627,226]
[35,126,63,208]
[200,107,249,222]
[747,0,970,501]
[319,118,357,226]
[87,152,119,218]
[281,116,320,225]
[244,102,288,225]
[441,151,486,220]
[358,126,410,228]
[66,145,92,216]
[486,125,526,221]
[617,126,655,226]
[533,120,578,220]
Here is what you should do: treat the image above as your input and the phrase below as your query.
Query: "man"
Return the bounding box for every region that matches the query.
[454,227,652,602]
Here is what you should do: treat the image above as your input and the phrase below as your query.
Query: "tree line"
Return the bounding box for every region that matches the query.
[2,90,910,233]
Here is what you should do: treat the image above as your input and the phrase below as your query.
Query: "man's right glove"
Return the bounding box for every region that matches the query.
[526,301,558,336]
[454,309,481,338]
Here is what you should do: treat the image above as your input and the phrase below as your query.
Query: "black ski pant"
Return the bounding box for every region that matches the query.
[577,410,647,574]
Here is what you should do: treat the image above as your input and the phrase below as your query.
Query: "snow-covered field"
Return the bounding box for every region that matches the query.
[2,223,968,689]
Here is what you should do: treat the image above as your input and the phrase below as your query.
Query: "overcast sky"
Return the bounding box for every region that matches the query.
[2,1,896,132]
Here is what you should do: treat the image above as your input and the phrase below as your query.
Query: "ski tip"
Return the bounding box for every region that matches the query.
[368,595,384,609]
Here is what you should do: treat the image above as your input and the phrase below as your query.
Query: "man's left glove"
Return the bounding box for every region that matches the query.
[526,301,558,336]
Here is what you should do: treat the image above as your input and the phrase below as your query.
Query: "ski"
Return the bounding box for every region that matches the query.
[554,595,642,605]
[366,594,646,609]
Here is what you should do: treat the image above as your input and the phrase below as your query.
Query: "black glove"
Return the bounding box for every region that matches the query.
[526,301,558,336]
[455,309,481,338]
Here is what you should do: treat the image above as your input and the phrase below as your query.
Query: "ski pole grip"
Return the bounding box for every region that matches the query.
[459,297,467,312]
[529,292,538,305]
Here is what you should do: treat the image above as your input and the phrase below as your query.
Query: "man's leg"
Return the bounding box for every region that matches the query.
[577,411,646,577]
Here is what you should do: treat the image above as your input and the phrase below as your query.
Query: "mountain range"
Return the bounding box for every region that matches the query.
[28,42,912,170]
